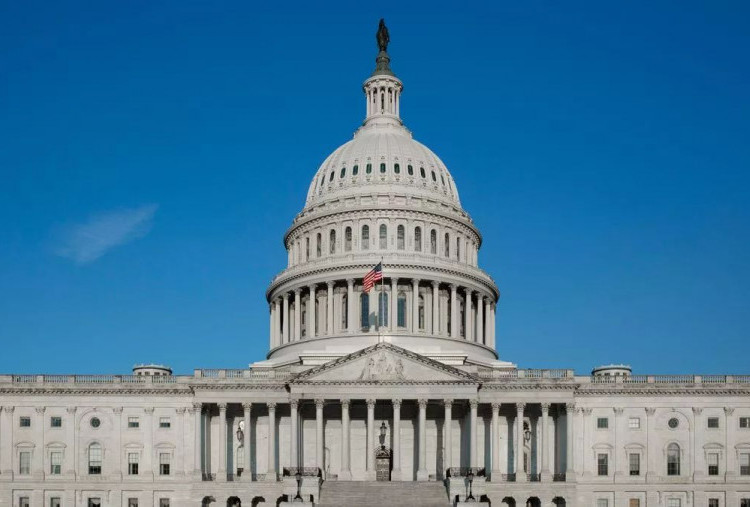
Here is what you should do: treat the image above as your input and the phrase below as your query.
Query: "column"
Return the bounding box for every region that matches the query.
[0,407,6,476]
[282,293,290,344]
[273,299,281,347]
[64,407,75,478]
[266,403,277,480]
[470,400,479,468]
[192,404,202,478]
[143,407,154,479]
[294,289,302,341]
[431,281,439,334]
[243,403,252,481]
[464,289,472,341]
[449,284,458,338]
[217,403,227,481]
[308,285,316,339]
[565,403,576,480]
[340,399,352,480]
[541,403,551,481]
[491,402,501,479]
[269,303,275,348]
[175,407,186,477]
[390,278,398,331]
[476,295,484,344]
[34,407,45,479]
[417,399,428,481]
[315,399,325,475]
[613,407,623,478]
[725,407,736,478]
[392,399,402,480]
[489,303,496,349]
[645,407,655,479]
[366,399,376,478]
[515,403,526,481]
[443,400,453,476]
[327,282,334,334]
[411,279,420,332]
[346,279,355,333]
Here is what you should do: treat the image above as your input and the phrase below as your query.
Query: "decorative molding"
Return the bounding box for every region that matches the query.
[35,406,46,414]
[418,399,428,409]
[692,407,703,415]
[315,399,325,409]
[645,408,656,416]
[613,407,624,416]
[175,407,186,414]
[267,402,277,410]
[725,407,735,415]
[112,407,123,415]
[144,407,154,414]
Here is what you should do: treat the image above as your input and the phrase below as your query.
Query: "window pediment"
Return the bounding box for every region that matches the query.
[624,443,645,451]
[703,442,724,450]
[15,441,35,449]
[45,441,66,449]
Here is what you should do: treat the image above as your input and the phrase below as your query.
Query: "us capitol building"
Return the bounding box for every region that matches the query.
[1,21,749,507]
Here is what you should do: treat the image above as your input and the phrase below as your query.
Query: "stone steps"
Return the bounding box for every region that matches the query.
[317,480,451,507]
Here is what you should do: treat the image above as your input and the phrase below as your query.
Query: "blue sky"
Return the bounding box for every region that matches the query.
[1,1,748,375]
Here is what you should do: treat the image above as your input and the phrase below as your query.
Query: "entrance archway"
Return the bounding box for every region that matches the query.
[227,498,240,507]
[201,497,215,507]
[553,497,566,507]
[526,498,541,507]
[502,498,516,507]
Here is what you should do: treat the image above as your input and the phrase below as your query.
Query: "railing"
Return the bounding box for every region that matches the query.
[553,473,567,482]
[500,473,516,482]
[624,375,648,384]
[202,473,216,481]
[654,375,694,384]
[447,467,486,478]
[528,473,541,482]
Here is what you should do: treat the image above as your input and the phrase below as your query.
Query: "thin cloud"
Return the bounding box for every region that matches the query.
[55,204,158,264]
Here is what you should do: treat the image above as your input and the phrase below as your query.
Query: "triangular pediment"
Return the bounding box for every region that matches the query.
[290,342,478,384]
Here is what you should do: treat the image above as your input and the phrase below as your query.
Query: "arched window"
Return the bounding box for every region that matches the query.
[397,291,407,328]
[329,229,336,254]
[667,443,680,476]
[420,167,426,178]
[380,163,386,174]
[340,167,346,178]
[366,163,372,174]
[394,163,400,174]
[378,292,388,327]
[407,164,414,176]
[361,225,369,250]
[444,233,450,257]
[305,237,310,261]
[341,294,348,329]
[456,237,461,261]
[379,224,387,249]
[353,165,359,176]
[329,171,335,182]
[88,443,102,475]
[397,225,405,250]
[344,227,352,252]
[431,170,437,182]
[360,293,370,330]
[418,295,425,330]
[414,227,422,252]
[430,230,437,254]
[441,174,446,186]
[316,233,322,257]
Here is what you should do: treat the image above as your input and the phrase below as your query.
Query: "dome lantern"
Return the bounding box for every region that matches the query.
[363,19,403,128]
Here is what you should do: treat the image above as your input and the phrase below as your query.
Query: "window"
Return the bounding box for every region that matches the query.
[441,174,446,186]
[708,500,719,507]
[159,417,171,428]
[431,170,437,181]
[668,417,679,429]
[361,225,369,250]
[90,417,100,428]
[397,292,407,328]
[444,233,449,257]
[329,171,334,182]
[430,230,437,254]
[379,224,387,249]
[128,500,139,507]
[352,165,358,176]
[341,294,348,329]
[629,453,640,476]
[340,167,346,178]
[394,163,400,174]
[740,417,750,429]
[366,163,372,174]
[88,443,102,475]
[316,233,321,257]
[597,417,609,429]
[19,498,29,507]
[51,499,61,507]
[707,452,719,475]
[50,450,62,475]
[378,292,388,327]
[419,167,426,178]
[329,229,336,254]
[597,500,608,507]
[128,416,139,428]
[707,417,719,429]
[628,417,641,429]
[344,227,352,251]
[667,443,680,476]
[88,499,101,507]
[380,162,386,173]
[414,226,422,252]
[741,452,750,475]
[456,237,460,260]
[741,500,750,507]
[128,452,139,475]
[407,164,413,175]
[667,500,680,507]
[597,453,608,476]
[50,416,62,428]
[397,225,405,250]
[418,295,425,330]
[19,416,30,428]
[360,293,369,330]
[305,237,310,260]
[19,451,31,474]
[159,500,170,507]
[159,452,171,475]
[629,500,640,507]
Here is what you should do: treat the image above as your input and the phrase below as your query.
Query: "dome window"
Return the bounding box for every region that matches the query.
[414,226,422,252]
[329,229,336,254]
[344,227,352,252]
[379,224,387,249]
[316,233,322,257]
[353,165,359,176]
[397,225,405,250]
[440,174,445,186]
[420,167,426,178]
[394,163,400,174]
[340,167,346,178]
[430,230,437,254]
[408,165,414,176]
[329,171,335,182]
[444,233,450,257]
[431,170,437,182]
[380,163,386,174]
[366,163,372,174]
[361,225,370,250]
[360,293,370,330]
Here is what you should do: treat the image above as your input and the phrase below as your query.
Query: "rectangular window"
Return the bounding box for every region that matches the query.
[19,451,31,475]
[741,500,750,507]
[708,452,719,476]
[128,452,139,475]
[629,453,640,476]
[597,417,609,429]
[740,417,750,429]
[50,451,62,475]
[596,500,608,507]
[159,453,171,475]
[707,417,720,428]
[629,500,640,507]
[87,499,101,507]
[50,416,62,428]
[19,416,31,428]
[159,500,170,507]
[50,499,61,507]
[159,417,171,428]
[19,498,29,507]
[597,453,608,476]
[708,500,719,507]
[740,453,750,476]
[667,500,681,507]
[128,416,139,428]
[88,446,102,475]
[628,417,641,429]
[128,499,139,507]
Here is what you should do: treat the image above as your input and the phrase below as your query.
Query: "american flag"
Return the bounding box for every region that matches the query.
[363,262,383,293]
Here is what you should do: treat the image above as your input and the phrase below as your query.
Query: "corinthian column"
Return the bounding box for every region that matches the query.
[346,279,355,333]
[444,400,453,475]
[417,399,429,481]
[340,399,351,480]
[243,403,252,481]
[515,403,526,481]
[431,281,439,334]
[541,403,551,482]
[491,402,501,480]
[449,284,458,338]
[392,399,402,480]
[266,403,277,481]
[565,403,576,480]
[191,404,202,478]
[469,400,478,468]
[282,294,290,344]
[366,399,376,478]
[326,282,334,334]
[294,288,301,341]
[464,289,472,341]
[411,279,420,332]
[315,399,325,475]
[217,403,227,481]
[476,295,484,344]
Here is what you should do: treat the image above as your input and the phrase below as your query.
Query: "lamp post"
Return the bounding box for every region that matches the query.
[466,468,475,502]
[294,470,303,502]
[379,421,387,448]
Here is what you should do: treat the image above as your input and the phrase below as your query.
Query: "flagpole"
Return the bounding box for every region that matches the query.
[378,257,384,343]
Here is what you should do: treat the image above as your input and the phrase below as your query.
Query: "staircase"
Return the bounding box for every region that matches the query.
[317,480,451,507]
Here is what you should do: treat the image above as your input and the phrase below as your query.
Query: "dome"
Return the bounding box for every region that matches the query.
[305,123,461,210]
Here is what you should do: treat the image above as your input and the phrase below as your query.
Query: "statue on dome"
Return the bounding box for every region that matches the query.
[376,18,390,52]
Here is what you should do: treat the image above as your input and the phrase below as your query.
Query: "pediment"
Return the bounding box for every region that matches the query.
[290,342,477,384]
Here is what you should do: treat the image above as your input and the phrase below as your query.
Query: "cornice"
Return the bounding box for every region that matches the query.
[0,387,192,396]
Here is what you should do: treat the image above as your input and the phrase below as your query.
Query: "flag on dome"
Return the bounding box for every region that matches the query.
[363,262,383,293]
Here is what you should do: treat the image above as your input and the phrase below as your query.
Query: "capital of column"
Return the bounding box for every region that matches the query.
[613,407,624,416]
[449,283,457,290]
[443,399,453,408]
[645,407,656,416]
[564,403,576,413]
[64,407,74,415]
[294,287,301,295]
[692,407,703,415]
[242,402,253,412]
[315,399,325,409]
[35,406,46,414]
[144,407,155,414]
[366,399,377,409]
[113,407,123,415]
[582,408,592,416]
[346,278,354,287]
[309,284,317,292]
[418,399,429,409]
[326,281,334,289]
[515,402,525,412]
[191,403,202,413]
[491,402,501,412]
[217,403,227,412]
[431,280,439,288]
[392,398,401,408]
[282,293,289,301]
[340,399,350,409]
[175,407,186,414]
[725,407,735,415]
[541,403,551,413]
[266,402,277,412]
[391,277,399,285]
[412,278,420,286]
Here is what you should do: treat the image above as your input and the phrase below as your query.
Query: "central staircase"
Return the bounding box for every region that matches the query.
[317,480,451,507]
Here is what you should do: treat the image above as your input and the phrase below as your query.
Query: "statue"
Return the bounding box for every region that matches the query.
[376,18,390,52]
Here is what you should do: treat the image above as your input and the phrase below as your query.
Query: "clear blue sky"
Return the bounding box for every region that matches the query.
[1,1,748,375]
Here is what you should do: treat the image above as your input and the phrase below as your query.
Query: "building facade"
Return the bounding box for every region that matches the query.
[1,22,749,507]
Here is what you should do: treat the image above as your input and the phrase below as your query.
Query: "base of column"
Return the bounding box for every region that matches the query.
[216,471,227,483]
[338,470,352,481]
[541,469,552,483]
[417,469,429,481]
[489,469,502,482]
[516,471,527,482]
[565,471,577,482]
[390,467,402,481]
[265,471,278,482]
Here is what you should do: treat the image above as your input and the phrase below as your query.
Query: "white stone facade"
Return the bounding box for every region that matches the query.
[2,23,749,507]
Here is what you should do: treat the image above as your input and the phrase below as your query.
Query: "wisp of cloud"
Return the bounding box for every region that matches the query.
[55,204,158,264]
